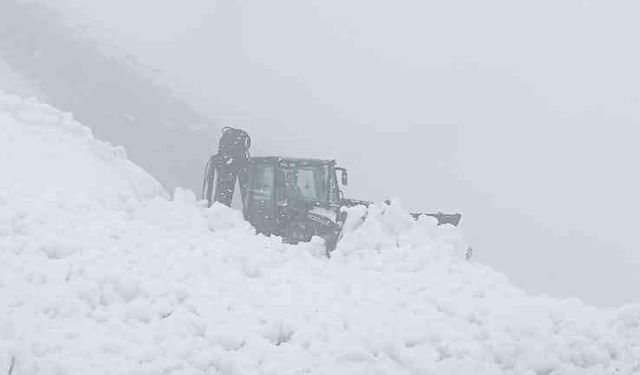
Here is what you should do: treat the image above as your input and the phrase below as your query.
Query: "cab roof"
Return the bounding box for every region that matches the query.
[250,156,336,167]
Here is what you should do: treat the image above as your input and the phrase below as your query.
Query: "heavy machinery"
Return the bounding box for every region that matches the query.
[203,127,462,253]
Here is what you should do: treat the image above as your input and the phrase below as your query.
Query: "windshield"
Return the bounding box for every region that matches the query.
[289,165,335,202]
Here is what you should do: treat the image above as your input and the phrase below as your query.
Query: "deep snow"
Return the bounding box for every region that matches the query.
[1,91,640,374]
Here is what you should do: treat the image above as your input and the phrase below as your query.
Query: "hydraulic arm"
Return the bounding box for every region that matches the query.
[202,127,251,207]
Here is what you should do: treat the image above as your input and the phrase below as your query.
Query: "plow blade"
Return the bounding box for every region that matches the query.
[341,199,463,227]
[411,212,462,226]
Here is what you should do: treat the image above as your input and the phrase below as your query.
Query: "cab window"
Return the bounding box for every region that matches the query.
[296,168,318,200]
[248,164,274,201]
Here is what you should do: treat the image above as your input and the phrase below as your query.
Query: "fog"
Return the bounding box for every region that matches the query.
[3,0,639,306]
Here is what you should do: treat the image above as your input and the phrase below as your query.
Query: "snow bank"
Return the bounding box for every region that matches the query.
[1,91,639,374]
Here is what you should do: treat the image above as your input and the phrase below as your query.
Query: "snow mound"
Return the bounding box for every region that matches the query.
[338,201,469,260]
[0,92,165,210]
[1,91,639,374]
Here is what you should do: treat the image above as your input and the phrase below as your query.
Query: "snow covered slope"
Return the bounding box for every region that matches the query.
[1,91,639,374]
[0,0,218,193]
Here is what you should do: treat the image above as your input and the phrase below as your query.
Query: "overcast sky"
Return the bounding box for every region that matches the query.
[9,0,640,306]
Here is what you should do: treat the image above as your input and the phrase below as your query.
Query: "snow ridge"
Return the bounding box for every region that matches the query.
[1,91,639,374]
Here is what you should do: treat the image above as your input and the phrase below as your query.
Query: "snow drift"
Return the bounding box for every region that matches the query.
[1,91,639,374]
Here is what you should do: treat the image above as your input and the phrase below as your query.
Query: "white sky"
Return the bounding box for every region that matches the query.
[24,0,640,306]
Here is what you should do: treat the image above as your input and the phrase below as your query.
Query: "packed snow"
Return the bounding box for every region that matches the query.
[1,91,639,374]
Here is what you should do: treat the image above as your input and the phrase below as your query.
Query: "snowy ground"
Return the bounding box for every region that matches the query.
[1,91,640,374]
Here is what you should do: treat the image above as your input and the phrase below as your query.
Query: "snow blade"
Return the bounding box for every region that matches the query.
[410,212,462,226]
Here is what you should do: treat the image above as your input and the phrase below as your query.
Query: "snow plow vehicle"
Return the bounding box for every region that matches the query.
[203,127,462,253]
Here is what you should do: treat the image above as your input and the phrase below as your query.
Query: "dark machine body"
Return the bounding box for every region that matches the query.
[203,127,462,252]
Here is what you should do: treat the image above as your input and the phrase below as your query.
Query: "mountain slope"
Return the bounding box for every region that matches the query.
[1,91,639,374]
[0,0,218,193]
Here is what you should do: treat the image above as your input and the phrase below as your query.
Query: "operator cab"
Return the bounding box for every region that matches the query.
[243,157,346,238]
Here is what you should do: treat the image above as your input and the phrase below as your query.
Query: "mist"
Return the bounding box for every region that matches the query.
[3,0,639,306]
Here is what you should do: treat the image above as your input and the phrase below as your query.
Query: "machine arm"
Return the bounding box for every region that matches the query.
[202,127,251,207]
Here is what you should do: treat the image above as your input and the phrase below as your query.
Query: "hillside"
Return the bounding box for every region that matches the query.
[1,91,639,374]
